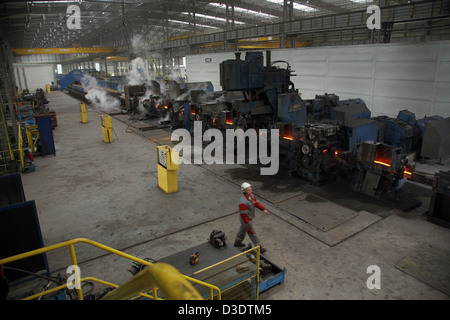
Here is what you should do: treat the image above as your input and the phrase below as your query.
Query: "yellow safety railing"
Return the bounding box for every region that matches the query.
[193,246,260,300]
[26,125,39,153]
[2,122,26,173]
[0,238,221,300]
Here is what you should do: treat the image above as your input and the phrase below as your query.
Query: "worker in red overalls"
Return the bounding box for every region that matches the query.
[234,182,269,253]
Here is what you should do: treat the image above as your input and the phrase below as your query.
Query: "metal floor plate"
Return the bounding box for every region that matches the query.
[276,193,359,231]
[395,243,450,296]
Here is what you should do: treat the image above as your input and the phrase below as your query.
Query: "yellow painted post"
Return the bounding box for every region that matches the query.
[101,115,113,143]
[68,244,83,300]
[45,84,51,94]
[79,103,88,123]
[156,145,179,193]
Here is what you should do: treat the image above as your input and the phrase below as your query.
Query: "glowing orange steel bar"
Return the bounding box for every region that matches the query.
[374,160,391,167]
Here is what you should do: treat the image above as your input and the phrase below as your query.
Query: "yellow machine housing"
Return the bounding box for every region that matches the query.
[156,145,179,193]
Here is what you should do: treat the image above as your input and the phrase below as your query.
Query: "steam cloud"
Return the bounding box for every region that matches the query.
[81,74,121,113]
[80,33,210,116]
[127,57,150,85]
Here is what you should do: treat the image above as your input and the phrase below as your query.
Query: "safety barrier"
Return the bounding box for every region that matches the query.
[0,238,223,300]
[191,246,261,300]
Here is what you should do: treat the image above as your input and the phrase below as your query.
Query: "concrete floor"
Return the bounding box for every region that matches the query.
[8,90,450,300]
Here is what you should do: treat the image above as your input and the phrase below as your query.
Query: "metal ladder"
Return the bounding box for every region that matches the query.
[0,45,31,174]
[0,72,15,174]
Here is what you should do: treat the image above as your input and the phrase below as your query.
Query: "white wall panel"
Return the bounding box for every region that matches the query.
[13,64,55,92]
[185,53,231,90]
[437,62,450,81]
[374,45,438,62]
[291,62,326,76]
[297,76,326,91]
[374,61,436,81]
[328,62,372,78]
[327,49,374,62]
[433,102,450,116]
[287,51,327,62]
[434,82,450,103]
[438,44,450,61]
[373,79,433,101]
[186,41,450,118]
[327,77,372,96]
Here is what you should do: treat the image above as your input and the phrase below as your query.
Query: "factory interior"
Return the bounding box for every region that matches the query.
[1,0,450,304]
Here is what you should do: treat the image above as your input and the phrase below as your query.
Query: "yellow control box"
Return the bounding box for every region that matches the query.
[80,103,88,123]
[101,115,113,143]
[157,145,179,193]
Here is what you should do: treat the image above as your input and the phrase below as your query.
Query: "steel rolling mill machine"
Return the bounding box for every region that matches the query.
[120,79,217,129]
[58,69,170,118]
[186,50,449,200]
[58,52,448,200]
[59,68,215,127]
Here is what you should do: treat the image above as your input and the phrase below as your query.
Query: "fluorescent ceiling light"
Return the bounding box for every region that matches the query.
[181,12,245,25]
[209,3,278,19]
[265,0,318,12]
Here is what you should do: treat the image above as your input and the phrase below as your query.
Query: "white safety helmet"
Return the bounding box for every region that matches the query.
[241,182,252,193]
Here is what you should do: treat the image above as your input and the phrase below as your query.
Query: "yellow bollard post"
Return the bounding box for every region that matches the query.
[79,103,88,123]
[156,145,179,193]
[101,115,113,143]
[45,84,51,94]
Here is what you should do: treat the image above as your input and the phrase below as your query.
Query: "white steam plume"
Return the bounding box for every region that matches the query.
[127,57,150,85]
[81,74,121,113]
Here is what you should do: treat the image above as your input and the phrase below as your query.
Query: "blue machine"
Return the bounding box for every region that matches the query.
[374,110,443,155]
[59,69,125,93]
[352,141,409,198]
[278,92,307,128]
[36,116,56,156]
[396,109,443,140]
[218,51,307,128]
[331,99,371,124]
[344,118,378,151]
[307,93,340,119]
[220,52,266,90]
[329,98,377,151]
[59,69,86,91]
